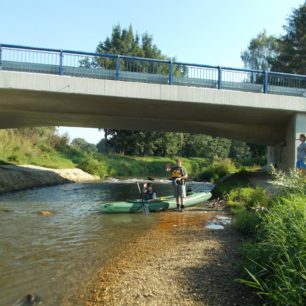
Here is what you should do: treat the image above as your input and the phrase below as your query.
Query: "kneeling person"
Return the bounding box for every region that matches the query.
[143,183,157,202]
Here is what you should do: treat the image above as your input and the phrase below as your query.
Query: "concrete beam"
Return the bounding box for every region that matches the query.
[0,71,305,147]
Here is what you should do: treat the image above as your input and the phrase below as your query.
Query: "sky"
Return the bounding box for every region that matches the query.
[1,0,304,144]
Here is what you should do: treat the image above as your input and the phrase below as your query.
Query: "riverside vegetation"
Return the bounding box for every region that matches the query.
[0,127,259,181]
[212,170,306,305]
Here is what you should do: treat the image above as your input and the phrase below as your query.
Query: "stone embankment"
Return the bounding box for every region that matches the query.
[0,164,100,194]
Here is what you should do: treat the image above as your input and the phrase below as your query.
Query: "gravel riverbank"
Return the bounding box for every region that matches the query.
[80,206,260,306]
[0,164,99,194]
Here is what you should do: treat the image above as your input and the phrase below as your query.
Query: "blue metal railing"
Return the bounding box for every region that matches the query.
[0,43,305,97]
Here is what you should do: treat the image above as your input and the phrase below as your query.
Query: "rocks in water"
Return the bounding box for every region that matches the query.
[36,210,53,216]
[0,208,12,214]
[13,294,42,306]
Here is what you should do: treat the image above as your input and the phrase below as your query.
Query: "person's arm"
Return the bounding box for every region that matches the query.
[146,192,157,202]
[177,167,188,182]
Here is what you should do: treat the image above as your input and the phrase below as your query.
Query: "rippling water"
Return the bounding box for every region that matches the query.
[0,181,211,305]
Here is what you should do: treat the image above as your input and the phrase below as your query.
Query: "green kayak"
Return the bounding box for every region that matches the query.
[100,191,212,213]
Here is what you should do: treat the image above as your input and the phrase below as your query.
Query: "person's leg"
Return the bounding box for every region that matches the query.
[297,160,306,176]
[179,185,186,210]
[301,162,306,176]
[174,186,180,210]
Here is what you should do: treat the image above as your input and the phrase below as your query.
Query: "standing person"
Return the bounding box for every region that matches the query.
[166,159,188,212]
[296,133,306,176]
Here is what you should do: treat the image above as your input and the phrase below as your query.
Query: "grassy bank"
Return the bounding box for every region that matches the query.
[212,170,306,305]
[0,129,246,180]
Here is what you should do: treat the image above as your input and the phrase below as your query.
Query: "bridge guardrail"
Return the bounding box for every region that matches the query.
[0,43,305,97]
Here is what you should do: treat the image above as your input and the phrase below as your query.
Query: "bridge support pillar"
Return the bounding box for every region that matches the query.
[267,113,306,171]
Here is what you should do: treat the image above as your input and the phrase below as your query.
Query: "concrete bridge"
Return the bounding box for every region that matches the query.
[0,44,306,170]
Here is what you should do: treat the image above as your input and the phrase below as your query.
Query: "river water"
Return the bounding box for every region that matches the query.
[0,181,211,305]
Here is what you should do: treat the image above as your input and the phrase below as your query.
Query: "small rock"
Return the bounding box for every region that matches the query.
[13,294,42,306]
[36,210,53,216]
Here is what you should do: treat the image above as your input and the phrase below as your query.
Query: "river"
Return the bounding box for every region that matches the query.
[0,181,211,305]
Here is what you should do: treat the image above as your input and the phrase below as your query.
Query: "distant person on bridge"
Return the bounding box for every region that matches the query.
[165,159,188,212]
[296,133,306,176]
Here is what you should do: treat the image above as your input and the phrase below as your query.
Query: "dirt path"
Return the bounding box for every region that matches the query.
[81,206,260,306]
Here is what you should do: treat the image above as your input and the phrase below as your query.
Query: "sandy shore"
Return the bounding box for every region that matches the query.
[0,164,100,194]
[80,206,260,306]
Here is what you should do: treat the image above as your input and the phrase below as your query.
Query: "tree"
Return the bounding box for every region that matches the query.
[71,138,97,153]
[95,25,186,153]
[270,4,306,74]
[241,30,278,71]
[229,140,251,161]
[95,24,169,72]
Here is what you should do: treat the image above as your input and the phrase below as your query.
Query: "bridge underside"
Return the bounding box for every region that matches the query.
[0,88,296,146]
[1,71,306,170]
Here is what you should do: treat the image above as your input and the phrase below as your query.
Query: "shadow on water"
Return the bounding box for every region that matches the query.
[176,223,262,306]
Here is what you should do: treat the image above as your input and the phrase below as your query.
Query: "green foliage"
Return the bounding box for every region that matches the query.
[227,187,270,211]
[229,140,251,161]
[241,30,278,71]
[241,193,306,305]
[199,158,237,182]
[95,24,172,76]
[97,24,167,61]
[223,171,306,305]
[78,155,107,177]
[271,4,306,74]
[242,3,306,75]
[226,187,270,235]
[232,209,260,235]
[71,138,98,153]
[0,128,74,168]
[271,168,306,195]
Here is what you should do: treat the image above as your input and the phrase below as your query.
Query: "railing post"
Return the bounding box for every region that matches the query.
[59,50,64,75]
[169,60,173,85]
[116,55,120,80]
[263,70,268,93]
[0,44,2,69]
[217,66,222,89]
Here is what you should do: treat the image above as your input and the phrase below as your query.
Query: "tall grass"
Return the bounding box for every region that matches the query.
[229,171,306,305]
[0,129,74,168]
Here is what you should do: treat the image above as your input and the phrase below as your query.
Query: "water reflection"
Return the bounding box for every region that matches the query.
[206,215,232,230]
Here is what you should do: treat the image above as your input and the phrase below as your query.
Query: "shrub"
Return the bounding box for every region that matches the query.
[78,156,107,177]
[227,187,270,211]
[232,209,260,235]
[241,193,306,305]
[199,158,237,182]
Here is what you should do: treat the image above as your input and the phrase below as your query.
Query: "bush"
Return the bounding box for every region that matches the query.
[232,209,260,235]
[227,187,270,211]
[199,158,237,182]
[240,193,306,305]
[78,156,107,177]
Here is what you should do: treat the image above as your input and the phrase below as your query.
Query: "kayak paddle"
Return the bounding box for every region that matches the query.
[136,182,149,215]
